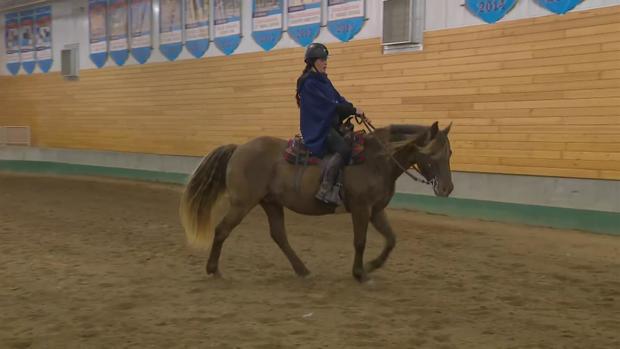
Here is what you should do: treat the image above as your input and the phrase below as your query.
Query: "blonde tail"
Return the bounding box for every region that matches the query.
[179,144,237,249]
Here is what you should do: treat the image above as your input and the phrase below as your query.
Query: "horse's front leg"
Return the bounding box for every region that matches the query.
[351,205,371,283]
[366,209,396,273]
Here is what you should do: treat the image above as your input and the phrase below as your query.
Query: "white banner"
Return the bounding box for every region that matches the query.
[160,0,182,44]
[109,0,129,51]
[288,1,321,27]
[328,0,364,21]
[185,0,209,41]
[130,0,152,48]
[214,0,241,38]
[253,0,282,31]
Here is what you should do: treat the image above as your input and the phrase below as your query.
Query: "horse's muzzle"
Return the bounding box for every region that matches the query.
[433,179,454,197]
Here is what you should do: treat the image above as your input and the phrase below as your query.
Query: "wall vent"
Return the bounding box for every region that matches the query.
[61,44,79,79]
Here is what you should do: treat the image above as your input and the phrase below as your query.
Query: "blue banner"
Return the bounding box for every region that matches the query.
[109,0,129,66]
[287,0,321,47]
[35,6,53,73]
[130,0,152,64]
[252,0,283,51]
[465,0,518,24]
[159,0,183,61]
[4,13,20,75]
[89,0,108,68]
[327,0,365,42]
[214,0,241,55]
[184,0,209,58]
[19,10,36,74]
[534,0,583,14]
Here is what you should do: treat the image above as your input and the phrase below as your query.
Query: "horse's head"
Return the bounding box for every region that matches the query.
[411,122,454,197]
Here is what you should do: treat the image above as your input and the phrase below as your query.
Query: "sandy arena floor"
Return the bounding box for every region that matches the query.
[0,173,619,348]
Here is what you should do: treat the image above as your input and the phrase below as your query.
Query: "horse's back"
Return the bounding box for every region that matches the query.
[225,136,287,205]
[244,136,287,153]
[231,136,288,167]
[225,136,333,214]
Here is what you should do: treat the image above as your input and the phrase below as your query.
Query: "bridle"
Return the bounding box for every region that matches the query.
[352,115,435,187]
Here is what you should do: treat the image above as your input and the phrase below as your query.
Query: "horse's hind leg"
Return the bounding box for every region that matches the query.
[261,202,310,277]
[351,206,371,283]
[365,209,396,273]
[206,204,251,277]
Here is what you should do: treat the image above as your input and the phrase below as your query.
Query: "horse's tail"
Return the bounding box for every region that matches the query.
[179,144,238,249]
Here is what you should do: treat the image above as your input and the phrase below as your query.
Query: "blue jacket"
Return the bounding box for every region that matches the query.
[299,72,350,157]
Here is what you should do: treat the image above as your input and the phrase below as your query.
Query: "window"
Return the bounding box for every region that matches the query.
[382,0,425,53]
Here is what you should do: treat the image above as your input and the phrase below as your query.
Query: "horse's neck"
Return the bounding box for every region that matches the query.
[364,125,426,181]
[388,125,428,139]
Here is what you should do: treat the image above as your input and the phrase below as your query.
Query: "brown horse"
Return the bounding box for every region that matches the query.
[179,121,454,282]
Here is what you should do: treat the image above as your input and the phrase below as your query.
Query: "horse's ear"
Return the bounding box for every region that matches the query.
[443,122,452,135]
[430,121,439,140]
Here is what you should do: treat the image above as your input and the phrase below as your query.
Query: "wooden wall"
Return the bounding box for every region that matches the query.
[1,5,619,180]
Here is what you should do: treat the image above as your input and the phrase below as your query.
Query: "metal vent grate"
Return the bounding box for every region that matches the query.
[0,126,31,146]
[61,45,79,78]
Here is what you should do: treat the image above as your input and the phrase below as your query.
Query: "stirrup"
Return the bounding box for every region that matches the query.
[314,182,330,202]
[316,183,343,206]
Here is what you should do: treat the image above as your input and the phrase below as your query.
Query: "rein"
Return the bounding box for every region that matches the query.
[353,115,434,186]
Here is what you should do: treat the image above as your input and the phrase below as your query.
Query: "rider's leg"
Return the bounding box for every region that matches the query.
[315,128,352,205]
[326,127,352,162]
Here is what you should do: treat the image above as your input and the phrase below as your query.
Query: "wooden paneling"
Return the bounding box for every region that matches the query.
[0,6,619,180]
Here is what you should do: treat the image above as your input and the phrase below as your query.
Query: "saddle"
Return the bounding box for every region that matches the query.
[284,120,365,202]
[283,130,366,166]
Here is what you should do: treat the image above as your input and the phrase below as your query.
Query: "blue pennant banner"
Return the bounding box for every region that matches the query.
[109,0,129,66]
[327,0,365,42]
[4,12,20,75]
[19,10,36,74]
[287,0,321,47]
[129,0,152,64]
[159,0,183,61]
[89,0,108,68]
[35,6,53,73]
[184,0,210,58]
[534,0,583,14]
[252,0,283,51]
[465,0,519,24]
[214,0,241,55]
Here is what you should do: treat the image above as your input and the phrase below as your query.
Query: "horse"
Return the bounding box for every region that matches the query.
[179,121,454,282]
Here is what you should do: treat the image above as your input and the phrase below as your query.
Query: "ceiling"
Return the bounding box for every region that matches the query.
[0,0,54,12]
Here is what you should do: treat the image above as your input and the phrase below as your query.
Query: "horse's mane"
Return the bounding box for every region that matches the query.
[364,124,430,146]
[355,124,430,162]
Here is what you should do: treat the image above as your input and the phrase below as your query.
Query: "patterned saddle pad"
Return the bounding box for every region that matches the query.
[283,131,366,166]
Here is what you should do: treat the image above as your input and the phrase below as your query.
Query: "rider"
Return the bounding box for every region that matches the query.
[295,43,365,205]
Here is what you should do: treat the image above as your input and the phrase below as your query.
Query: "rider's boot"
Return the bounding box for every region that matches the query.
[315,153,345,206]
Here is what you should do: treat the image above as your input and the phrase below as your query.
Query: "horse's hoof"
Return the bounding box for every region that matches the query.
[363,278,376,287]
[297,270,312,278]
[356,276,372,284]
[206,270,222,279]
[353,271,370,283]
[364,261,382,273]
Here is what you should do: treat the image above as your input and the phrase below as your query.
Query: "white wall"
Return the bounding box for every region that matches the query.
[1,0,619,75]
[425,0,620,31]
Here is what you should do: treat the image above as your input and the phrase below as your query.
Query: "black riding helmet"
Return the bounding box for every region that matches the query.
[304,43,329,63]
